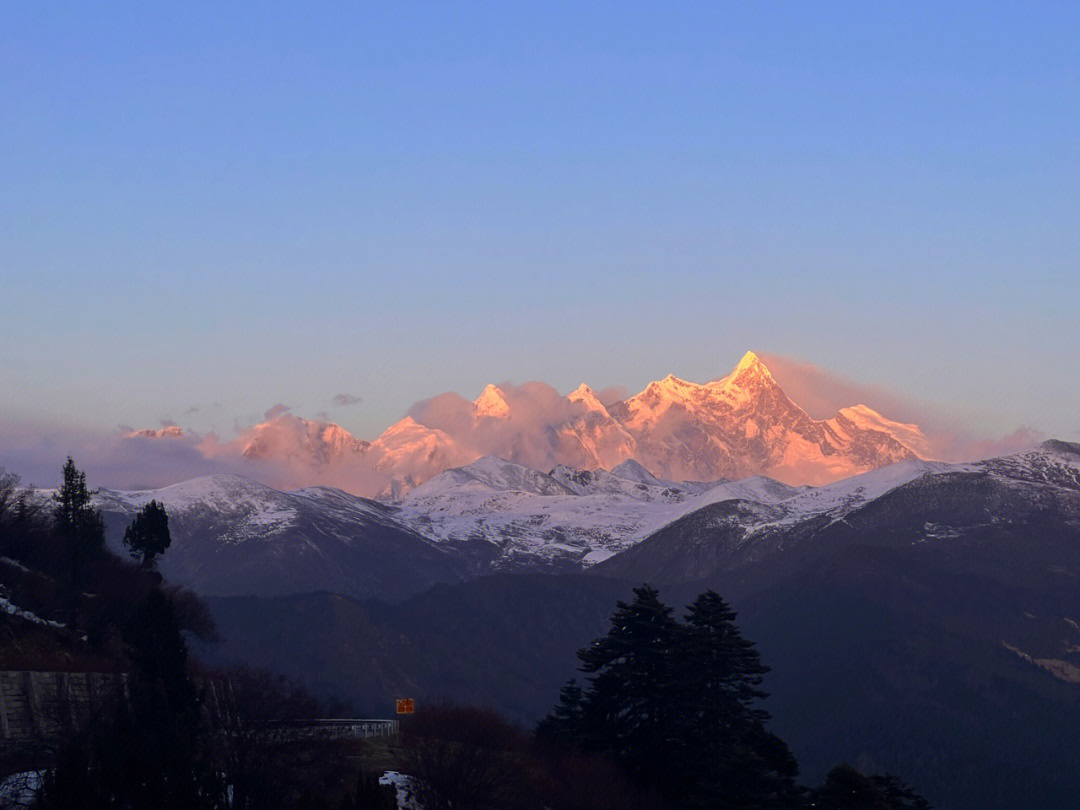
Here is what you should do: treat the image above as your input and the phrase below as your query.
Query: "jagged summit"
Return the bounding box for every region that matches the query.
[141,351,935,495]
[473,384,510,419]
[610,459,663,485]
[125,425,185,439]
[568,383,608,414]
[710,350,777,390]
[733,349,770,376]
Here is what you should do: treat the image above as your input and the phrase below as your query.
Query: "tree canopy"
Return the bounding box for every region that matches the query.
[123,499,172,569]
[540,586,928,810]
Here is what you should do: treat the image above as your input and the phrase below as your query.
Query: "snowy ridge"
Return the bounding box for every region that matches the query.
[82,441,1080,583]
[96,474,303,544]
[391,442,1080,569]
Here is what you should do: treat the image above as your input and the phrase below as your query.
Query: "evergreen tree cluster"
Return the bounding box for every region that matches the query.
[539,585,929,810]
[539,585,799,808]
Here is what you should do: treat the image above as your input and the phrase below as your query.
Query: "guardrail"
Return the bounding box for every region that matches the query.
[259,719,400,740]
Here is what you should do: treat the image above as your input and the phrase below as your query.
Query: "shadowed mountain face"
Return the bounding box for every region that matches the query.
[595,441,1080,585]
[95,442,1078,599]
[198,442,1080,810]
[96,474,469,601]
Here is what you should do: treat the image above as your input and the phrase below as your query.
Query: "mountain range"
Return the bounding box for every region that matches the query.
[187,440,1080,810]
[96,440,1078,601]
[35,429,1080,810]
[131,352,936,496]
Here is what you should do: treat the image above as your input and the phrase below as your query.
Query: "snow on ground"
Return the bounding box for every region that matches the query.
[379,771,422,809]
[388,447,1080,566]
[395,457,719,565]
[0,771,42,810]
[0,594,64,629]
[765,459,950,526]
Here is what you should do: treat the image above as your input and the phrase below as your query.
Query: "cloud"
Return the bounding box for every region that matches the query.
[758,354,925,424]
[407,381,607,471]
[932,426,1045,462]
[0,420,227,490]
[331,393,362,407]
[759,353,1043,461]
[595,386,628,407]
[0,415,384,495]
[263,403,291,420]
[0,366,1051,496]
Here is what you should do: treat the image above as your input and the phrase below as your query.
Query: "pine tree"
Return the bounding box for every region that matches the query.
[808,765,892,809]
[51,457,105,620]
[39,590,228,810]
[869,774,932,809]
[535,678,585,744]
[674,590,800,809]
[570,585,681,794]
[123,499,172,569]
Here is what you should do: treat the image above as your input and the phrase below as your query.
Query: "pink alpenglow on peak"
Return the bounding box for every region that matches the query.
[568,383,609,415]
[110,352,944,496]
[472,384,511,419]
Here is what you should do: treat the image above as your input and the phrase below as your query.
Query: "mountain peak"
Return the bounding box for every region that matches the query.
[611,459,663,484]
[473,384,510,418]
[704,351,778,399]
[125,425,185,439]
[730,350,773,382]
[568,383,609,415]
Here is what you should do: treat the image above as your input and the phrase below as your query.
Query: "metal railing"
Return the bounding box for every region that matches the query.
[259,718,400,740]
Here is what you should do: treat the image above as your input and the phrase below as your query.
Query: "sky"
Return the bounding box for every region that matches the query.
[2,2,1079,455]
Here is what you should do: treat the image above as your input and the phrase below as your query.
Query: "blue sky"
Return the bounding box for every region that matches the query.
[2,2,1078,442]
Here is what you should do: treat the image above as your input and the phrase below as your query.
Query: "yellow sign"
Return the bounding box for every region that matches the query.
[395,698,415,715]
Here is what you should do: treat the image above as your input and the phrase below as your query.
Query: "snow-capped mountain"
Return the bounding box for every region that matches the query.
[94,474,466,600]
[147,352,933,497]
[376,351,929,490]
[395,456,726,567]
[597,440,1080,582]
[93,441,1080,597]
[239,418,371,465]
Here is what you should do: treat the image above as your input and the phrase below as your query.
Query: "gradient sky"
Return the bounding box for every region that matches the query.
[2,2,1078,444]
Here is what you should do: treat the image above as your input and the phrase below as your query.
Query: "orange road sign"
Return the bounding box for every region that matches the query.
[396,698,415,714]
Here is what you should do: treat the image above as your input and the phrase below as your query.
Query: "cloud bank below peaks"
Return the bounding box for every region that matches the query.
[0,354,1046,496]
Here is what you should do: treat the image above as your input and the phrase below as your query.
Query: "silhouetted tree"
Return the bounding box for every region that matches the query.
[38,590,227,810]
[402,702,536,810]
[546,584,682,796]
[868,774,932,810]
[51,457,105,620]
[808,765,932,810]
[541,586,809,808]
[123,499,172,569]
[673,590,800,809]
[535,678,584,745]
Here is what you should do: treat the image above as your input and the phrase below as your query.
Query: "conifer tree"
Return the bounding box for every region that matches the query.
[123,499,172,569]
[535,678,585,744]
[51,457,105,619]
[568,585,681,794]
[39,590,227,810]
[673,590,800,809]
[808,765,891,809]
